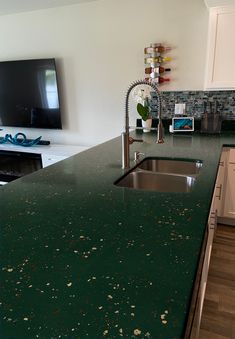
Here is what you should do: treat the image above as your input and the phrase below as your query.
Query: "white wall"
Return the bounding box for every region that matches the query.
[0,0,208,146]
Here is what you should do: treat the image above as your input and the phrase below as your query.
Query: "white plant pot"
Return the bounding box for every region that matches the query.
[142,118,152,132]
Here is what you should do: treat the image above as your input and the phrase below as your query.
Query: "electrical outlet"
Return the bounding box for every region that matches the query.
[175,103,186,115]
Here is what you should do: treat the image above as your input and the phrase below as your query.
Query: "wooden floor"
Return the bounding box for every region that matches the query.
[199,224,235,339]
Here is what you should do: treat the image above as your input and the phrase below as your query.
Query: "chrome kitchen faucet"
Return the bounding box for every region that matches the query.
[121,80,164,169]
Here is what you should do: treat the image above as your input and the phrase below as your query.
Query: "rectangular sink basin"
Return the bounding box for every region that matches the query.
[114,157,203,193]
[137,157,202,176]
[114,170,196,193]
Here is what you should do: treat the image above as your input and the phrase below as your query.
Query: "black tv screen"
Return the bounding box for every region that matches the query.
[0,58,62,129]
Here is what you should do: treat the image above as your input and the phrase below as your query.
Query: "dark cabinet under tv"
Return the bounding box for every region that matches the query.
[0,150,42,185]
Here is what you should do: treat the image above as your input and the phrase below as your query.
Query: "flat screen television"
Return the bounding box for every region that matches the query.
[0,58,62,129]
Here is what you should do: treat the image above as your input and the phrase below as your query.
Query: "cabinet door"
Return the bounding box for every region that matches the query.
[205,6,235,89]
[214,148,228,216]
[189,212,215,339]
[223,149,235,218]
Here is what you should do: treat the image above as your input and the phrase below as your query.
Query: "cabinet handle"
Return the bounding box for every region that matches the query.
[208,211,217,230]
[219,161,224,166]
[229,162,235,165]
[209,224,215,230]
[215,184,222,200]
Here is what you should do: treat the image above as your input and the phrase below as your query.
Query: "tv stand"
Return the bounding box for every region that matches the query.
[0,143,90,181]
[0,149,42,184]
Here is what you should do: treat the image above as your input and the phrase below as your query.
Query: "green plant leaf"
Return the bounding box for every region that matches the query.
[137,103,149,121]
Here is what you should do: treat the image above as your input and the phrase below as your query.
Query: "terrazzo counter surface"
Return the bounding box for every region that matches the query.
[1,132,235,339]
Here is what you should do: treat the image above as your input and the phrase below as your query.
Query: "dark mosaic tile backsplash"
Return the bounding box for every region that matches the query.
[150,90,235,120]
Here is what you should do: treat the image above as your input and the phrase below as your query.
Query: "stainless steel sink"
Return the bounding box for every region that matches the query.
[114,157,202,193]
[137,158,203,176]
[115,170,196,193]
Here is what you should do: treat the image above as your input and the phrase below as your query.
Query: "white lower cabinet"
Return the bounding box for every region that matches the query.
[215,147,229,217]
[188,147,234,338]
[188,196,217,338]
[221,148,235,221]
[210,147,235,225]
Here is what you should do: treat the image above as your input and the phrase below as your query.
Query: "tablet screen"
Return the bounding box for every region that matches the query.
[172,117,194,132]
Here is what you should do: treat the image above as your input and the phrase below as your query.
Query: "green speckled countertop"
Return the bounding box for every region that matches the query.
[1,132,235,339]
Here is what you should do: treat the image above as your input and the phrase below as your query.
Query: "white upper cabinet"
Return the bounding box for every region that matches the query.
[204,0,235,8]
[205,5,235,89]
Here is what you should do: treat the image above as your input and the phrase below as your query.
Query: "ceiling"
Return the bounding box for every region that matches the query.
[0,0,99,15]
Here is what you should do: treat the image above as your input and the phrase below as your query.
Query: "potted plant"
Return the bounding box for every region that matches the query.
[133,88,152,132]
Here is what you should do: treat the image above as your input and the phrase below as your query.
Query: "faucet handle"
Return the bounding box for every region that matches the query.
[134,151,145,163]
[129,137,144,144]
